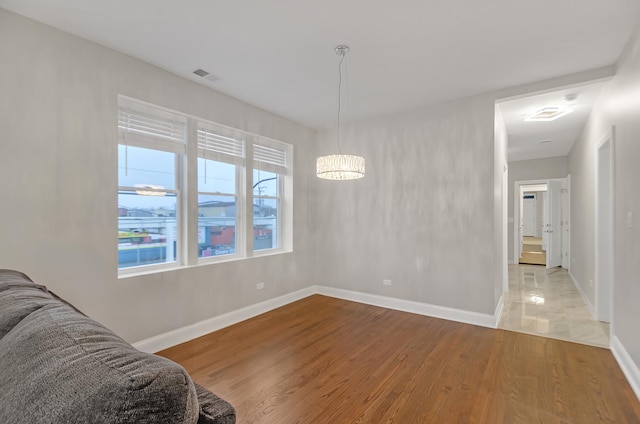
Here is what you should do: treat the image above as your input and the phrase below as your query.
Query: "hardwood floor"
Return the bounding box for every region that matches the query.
[159,295,640,423]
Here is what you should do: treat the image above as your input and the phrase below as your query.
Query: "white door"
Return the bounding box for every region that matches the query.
[523,197,536,236]
[542,192,549,251]
[561,181,570,269]
[546,180,563,269]
[518,188,524,259]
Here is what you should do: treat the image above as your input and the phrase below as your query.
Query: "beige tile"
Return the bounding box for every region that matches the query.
[498,264,610,348]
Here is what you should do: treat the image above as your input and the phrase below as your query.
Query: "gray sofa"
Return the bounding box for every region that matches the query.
[0,269,235,424]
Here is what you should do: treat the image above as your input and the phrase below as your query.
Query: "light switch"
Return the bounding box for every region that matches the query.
[627,212,633,228]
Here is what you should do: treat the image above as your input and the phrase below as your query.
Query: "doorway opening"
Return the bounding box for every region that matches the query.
[514,179,568,270]
[520,186,546,265]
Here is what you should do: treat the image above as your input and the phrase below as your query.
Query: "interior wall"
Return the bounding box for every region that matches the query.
[0,9,318,344]
[494,106,508,302]
[569,16,640,366]
[314,94,500,316]
[507,157,569,263]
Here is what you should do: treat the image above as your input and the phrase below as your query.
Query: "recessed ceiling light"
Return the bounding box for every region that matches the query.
[524,106,572,122]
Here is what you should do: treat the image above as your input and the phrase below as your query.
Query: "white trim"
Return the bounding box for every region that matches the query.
[133,286,315,353]
[569,270,596,320]
[595,127,615,324]
[611,335,640,403]
[494,294,505,326]
[316,286,502,329]
[133,285,505,353]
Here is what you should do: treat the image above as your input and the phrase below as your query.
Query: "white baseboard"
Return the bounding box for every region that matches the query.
[133,286,316,353]
[569,270,596,320]
[611,335,640,403]
[316,286,502,329]
[134,285,505,353]
[494,294,505,327]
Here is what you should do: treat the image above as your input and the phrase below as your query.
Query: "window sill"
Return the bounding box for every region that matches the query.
[118,263,185,279]
[118,248,293,279]
[196,248,292,266]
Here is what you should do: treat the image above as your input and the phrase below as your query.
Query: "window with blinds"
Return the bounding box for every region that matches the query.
[117,96,293,275]
[252,137,291,252]
[117,99,185,272]
[196,126,244,259]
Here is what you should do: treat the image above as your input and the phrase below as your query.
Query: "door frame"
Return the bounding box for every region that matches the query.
[595,127,615,324]
[513,179,548,264]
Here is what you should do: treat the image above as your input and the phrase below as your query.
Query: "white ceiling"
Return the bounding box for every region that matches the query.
[498,82,607,162]
[1,0,639,160]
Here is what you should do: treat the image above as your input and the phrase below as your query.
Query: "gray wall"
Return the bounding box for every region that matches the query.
[507,157,569,263]
[0,9,318,343]
[314,94,502,315]
[569,17,640,367]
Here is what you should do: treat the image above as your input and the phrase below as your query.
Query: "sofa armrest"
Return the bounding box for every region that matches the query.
[194,383,236,424]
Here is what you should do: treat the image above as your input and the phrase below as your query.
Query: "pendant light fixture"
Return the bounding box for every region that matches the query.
[316,45,365,180]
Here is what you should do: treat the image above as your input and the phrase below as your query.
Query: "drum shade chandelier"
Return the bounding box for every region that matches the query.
[316,45,365,180]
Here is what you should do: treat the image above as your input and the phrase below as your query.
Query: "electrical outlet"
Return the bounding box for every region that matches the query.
[589,280,593,287]
[256,282,264,290]
[627,211,633,228]
[383,279,392,286]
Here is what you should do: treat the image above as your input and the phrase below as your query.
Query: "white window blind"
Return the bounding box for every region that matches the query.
[254,139,289,174]
[197,127,245,166]
[118,108,186,154]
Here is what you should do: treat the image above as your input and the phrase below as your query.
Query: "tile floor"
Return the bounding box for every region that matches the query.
[498,264,610,348]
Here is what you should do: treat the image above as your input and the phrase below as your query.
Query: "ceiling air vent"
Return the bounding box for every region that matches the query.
[193,68,220,83]
[193,68,209,77]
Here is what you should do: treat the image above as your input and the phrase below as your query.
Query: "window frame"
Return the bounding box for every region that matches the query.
[117,96,293,277]
[117,98,187,276]
[195,124,246,263]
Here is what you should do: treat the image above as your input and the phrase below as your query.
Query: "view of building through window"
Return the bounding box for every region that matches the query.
[118,145,179,268]
[253,169,279,251]
[117,99,290,271]
[197,158,237,258]
[118,149,283,268]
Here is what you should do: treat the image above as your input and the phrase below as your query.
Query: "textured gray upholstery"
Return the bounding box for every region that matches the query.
[194,383,237,424]
[0,270,235,424]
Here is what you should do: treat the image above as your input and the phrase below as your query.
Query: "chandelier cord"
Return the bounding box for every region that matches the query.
[336,49,346,154]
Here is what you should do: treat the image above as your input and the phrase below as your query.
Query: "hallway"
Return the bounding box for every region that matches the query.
[499,264,609,348]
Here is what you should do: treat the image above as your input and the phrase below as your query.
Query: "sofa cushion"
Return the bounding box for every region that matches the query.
[0,302,199,424]
[0,275,58,339]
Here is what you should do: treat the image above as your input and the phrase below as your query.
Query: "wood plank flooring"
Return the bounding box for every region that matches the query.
[158,295,640,423]
[520,237,546,265]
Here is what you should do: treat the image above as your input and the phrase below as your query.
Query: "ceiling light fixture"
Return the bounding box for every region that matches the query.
[524,106,572,122]
[316,45,365,180]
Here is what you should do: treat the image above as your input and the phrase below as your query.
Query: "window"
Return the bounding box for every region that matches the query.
[197,126,244,259]
[117,97,293,275]
[117,101,186,271]
[252,139,289,251]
